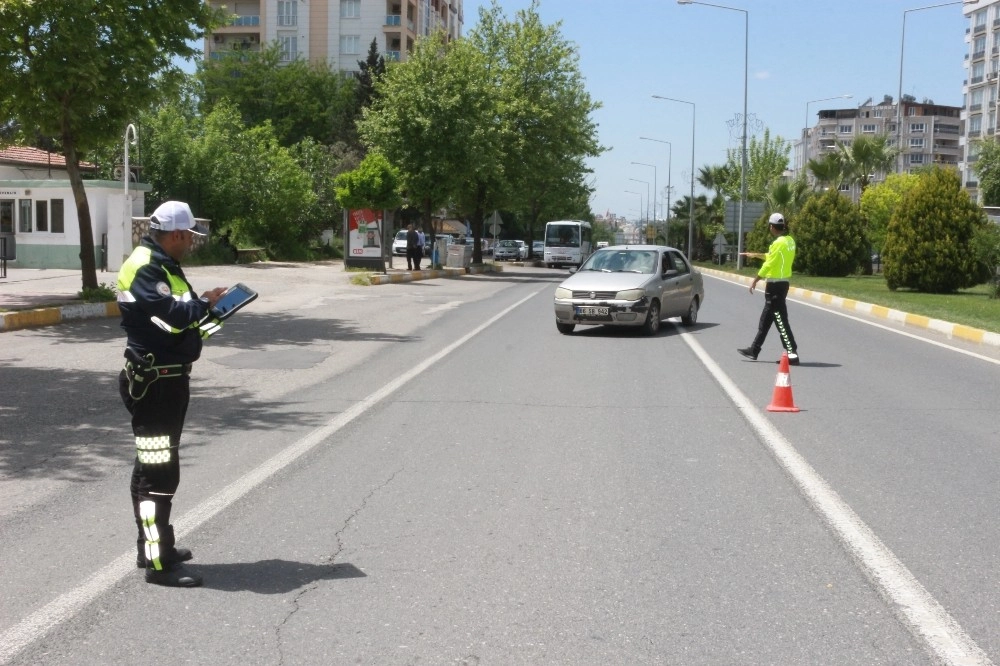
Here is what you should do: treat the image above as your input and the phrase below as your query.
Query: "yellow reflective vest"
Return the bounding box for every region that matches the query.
[758,234,795,280]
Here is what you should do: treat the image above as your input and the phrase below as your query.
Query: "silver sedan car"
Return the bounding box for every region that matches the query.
[553,245,704,335]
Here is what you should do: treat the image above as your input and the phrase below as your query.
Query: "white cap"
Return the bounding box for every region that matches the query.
[149,201,207,236]
[768,212,786,227]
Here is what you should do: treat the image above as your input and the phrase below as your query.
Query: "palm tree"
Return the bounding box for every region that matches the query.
[808,152,846,191]
[836,134,897,195]
[765,177,810,215]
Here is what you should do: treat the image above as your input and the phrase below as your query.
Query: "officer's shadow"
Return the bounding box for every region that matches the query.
[193,559,366,593]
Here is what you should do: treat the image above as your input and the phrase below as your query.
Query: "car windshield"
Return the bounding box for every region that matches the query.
[498,240,517,247]
[581,249,656,274]
[395,230,407,240]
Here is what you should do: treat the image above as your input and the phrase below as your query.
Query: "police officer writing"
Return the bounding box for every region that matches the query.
[737,212,800,365]
[118,201,227,587]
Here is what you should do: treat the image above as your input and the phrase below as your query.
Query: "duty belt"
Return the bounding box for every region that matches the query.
[124,348,192,400]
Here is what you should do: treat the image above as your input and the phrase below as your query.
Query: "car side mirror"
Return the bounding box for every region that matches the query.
[568,267,578,274]
[663,268,679,278]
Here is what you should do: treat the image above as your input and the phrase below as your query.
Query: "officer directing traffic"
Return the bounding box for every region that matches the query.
[117,201,226,587]
[737,212,800,365]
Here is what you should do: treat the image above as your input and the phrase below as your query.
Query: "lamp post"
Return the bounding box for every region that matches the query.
[625,190,642,241]
[628,177,650,224]
[631,162,658,223]
[652,95,695,255]
[123,123,137,233]
[677,0,747,266]
[640,137,672,226]
[897,2,964,174]
[803,94,852,182]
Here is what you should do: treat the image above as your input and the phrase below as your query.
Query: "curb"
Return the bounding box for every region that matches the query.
[700,267,1000,349]
[0,301,119,333]
[1,263,504,332]
[368,263,501,285]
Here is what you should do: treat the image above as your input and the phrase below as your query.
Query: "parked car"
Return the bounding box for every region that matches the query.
[532,240,544,258]
[494,239,520,260]
[553,245,703,336]
[392,229,408,256]
[515,240,528,260]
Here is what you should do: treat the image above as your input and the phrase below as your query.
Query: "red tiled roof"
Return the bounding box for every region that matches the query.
[0,145,98,171]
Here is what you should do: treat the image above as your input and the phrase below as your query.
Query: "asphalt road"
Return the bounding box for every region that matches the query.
[0,264,997,665]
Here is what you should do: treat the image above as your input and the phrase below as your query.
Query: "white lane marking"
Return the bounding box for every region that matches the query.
[422,301,463,315]
[0,290,542,664]
[705,274,1000,365]
[679,329,992,666]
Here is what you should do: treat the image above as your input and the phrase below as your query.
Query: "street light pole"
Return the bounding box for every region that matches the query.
[625,190,642,241]
[123,123,137,237]
[628,177,650,226]
[631,162,657,223]
[652,96,695,255]
[677,0,747,267]
[897,2,964,173]
[803,94,852,183]
[640,137,672,226]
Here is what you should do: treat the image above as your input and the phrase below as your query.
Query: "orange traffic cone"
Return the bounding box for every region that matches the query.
[767,352,800,412]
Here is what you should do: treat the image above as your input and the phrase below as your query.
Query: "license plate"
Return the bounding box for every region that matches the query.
[576,306,609,316]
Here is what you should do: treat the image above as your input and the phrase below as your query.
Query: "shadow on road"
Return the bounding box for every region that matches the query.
[191,559,366,593]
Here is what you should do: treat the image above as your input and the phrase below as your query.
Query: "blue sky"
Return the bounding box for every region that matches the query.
[464,0,973,222]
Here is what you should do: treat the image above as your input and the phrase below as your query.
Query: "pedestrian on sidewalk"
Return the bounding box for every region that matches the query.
[117,201,227,588]
[405,223,418,271]
[737,212,799,365]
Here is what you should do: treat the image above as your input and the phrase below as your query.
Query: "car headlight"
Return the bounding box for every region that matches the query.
[554,287,572,299]
[616,289,645,301]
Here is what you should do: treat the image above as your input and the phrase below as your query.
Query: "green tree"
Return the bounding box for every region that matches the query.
[0,0,220,289]
[971,137,1000,205]
[199,45,357,148]
[358,32,475,250]
[835,134,897,195]
[883,167,987,292]
[859,172,920,257]
[334,152,402,211]
[794,189,868,276]
[474,1,603,252]
[724,128,791,202]
[765,177,810,215]
[807,152,846,191]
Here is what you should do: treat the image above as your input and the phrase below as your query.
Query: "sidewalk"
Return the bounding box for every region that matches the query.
[0,260,503,332]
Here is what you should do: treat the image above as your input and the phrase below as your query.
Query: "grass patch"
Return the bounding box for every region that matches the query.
[697,263,1000,334]
[348,272,372,286]
[79,282,117,303]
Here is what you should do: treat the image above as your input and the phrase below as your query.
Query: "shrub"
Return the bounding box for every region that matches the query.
[793,189,868,276]
[883,167,987,292]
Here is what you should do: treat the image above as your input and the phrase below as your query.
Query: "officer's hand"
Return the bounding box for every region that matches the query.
[201,287,228,307]
[749,278,760,294]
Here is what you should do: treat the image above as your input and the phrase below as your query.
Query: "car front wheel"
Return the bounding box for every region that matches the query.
[556,321,576,335]
[681,297,699,326]
[641,299,661,336]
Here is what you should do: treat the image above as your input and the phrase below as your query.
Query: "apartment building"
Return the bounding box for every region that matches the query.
[799,97,962,199]
[204,0,464,72]
[962,0,1000,199]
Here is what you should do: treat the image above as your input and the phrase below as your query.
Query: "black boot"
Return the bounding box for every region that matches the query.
[145,564,203,588]
[737,347,759,360]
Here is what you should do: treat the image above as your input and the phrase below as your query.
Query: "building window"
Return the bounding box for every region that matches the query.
[0,200,13,233]
[862,124,877,133]
[35,200,48,232]
[910,138,924,148]
[341,0,360,18]
[279,36,298,61]
[340,35,360,55]
[278,1,297,27]
[874,109,883,118]
[51,199,64,234]
[970,116,983,134]
[909,154,925,165]
[910,122,925,133]
[839,125,852,134]
[18,199,31,233]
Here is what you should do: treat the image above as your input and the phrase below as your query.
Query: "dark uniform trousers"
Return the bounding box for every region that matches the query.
[118,370,190,568]
[752,280,798,355]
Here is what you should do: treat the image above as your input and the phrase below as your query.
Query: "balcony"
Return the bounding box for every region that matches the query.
[384,50,401,61]
[973,49,986,60]
[385,14,401,26]
[228,15,260,27]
